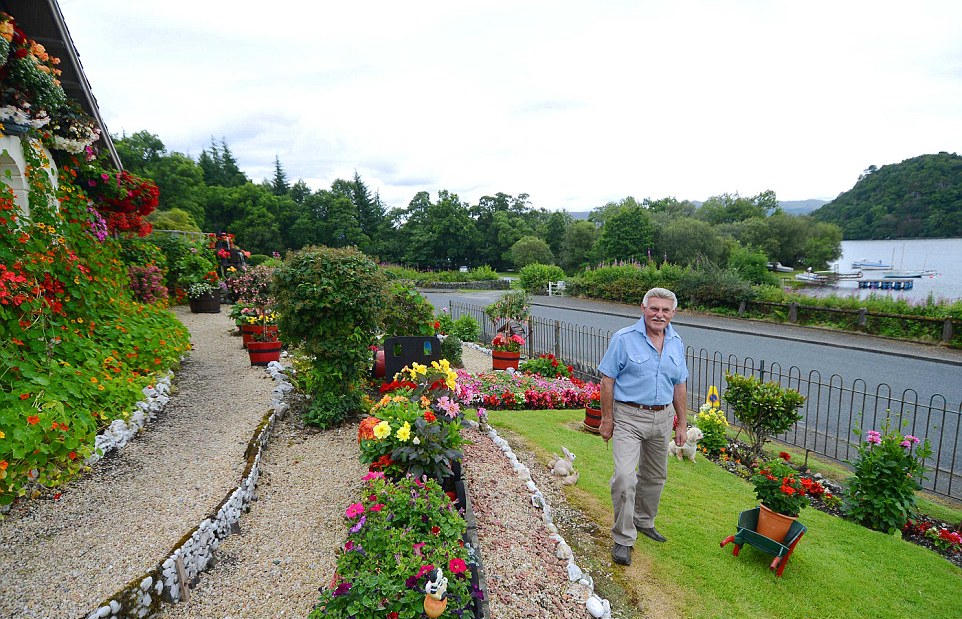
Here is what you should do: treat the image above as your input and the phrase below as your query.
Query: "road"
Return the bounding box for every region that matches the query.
[424,289,962,497]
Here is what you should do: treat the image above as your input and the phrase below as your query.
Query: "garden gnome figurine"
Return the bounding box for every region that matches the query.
[423,567,448,618]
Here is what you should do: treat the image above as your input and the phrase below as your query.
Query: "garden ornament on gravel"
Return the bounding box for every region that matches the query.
[668,426,705,462]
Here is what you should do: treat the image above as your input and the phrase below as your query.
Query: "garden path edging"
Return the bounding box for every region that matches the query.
[82,361,294,619]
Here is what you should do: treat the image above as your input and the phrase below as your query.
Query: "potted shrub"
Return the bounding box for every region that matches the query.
[750,453,812,542]
[722,372,805,458]
[186,281,221,313]
[246,311,282,365]
[176,241,221,312]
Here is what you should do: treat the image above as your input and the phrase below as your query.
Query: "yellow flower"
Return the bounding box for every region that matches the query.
[411,362,427,376]
[0,430,5,439]
[396,422,411,442]
[373,420,391,440]
[420,396,431,408]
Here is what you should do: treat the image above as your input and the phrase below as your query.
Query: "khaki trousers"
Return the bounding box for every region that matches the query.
[610,400,674,546]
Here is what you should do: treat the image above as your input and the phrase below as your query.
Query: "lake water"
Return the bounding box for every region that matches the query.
[799,238,962,303]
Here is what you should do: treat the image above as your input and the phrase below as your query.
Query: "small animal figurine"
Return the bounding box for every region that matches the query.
[549,446,579,485]
[423,567,448,618]
[549,446,576,476]
[668,426,705,462]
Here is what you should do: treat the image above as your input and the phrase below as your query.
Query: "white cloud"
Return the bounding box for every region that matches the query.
[58,0,962,210]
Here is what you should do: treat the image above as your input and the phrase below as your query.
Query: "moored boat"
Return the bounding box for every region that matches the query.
[851,259,892,270]
[882,269,938,278]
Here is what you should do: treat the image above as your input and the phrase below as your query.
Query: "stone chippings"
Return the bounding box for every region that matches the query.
[0,308,275,618]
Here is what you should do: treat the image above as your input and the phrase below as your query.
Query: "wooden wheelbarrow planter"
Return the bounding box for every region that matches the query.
[720,507,807,577]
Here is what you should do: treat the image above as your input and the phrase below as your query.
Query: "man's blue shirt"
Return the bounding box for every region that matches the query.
[598,318,688,405]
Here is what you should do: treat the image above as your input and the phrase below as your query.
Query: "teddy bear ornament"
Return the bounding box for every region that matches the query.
[423,567,448,618]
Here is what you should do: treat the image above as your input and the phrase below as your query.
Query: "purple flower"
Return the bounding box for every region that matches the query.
[332,582,352,597]
[405,575,418,589]
[904,434,920,445]
[350,515,366,533]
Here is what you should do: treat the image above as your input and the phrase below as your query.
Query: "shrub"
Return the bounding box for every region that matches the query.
[484,290,530,326]
[675,263,754,309]
[727,244,780,286]
[440,334,463,367]
[127,264,168,304]
[274,246,387,428]
[750,454,811,517]
[247,253,269,266]
[844,417,932,534]
[722,372,805,458]
[695,403,729,456]
[519,353,572,379]
[519,263,565,294]
[381,282,436,337]
[437,312,480,342]
[303,391,363,429]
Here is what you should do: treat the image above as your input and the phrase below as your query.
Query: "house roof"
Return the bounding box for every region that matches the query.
[2,0,122,169]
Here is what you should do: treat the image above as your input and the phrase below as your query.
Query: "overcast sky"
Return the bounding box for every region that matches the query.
[57,1,962,212]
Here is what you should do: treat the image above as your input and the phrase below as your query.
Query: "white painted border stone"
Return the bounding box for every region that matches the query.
[463,418,612,619]
[84,361,293,619]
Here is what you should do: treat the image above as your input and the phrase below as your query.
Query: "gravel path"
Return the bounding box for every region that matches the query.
[0,307,275,618]
[159,417,365,618]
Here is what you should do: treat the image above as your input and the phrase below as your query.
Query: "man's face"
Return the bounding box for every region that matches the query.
[643,296,675,335]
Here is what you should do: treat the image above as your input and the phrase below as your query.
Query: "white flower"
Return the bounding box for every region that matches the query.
[412,436,421,445]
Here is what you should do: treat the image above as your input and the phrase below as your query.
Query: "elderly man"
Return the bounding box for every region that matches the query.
[598,287,688,566]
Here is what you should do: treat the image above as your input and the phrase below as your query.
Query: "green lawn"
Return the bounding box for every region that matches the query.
[477,408,962,619]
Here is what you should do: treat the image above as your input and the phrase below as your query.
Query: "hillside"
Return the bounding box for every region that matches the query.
[779,199,827,215]
[811,152,962,239]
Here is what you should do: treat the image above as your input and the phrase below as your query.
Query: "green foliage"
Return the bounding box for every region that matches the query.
[519,353,572,378]
[360,400,464,481]
[246,253,269,266]
[845,417,932,533]
[0,140,188,505]
[312,475,471,619]
[812,153,962,239]
[172,239,218,288]
[509,235,554,268]
[722,372,805,457]
[147,207,201,233]
[118,236,167,269]
[438,312,480,342]
[518,263,565,294]
[484,290,530,325]
[148,232,192,291]
[675,263,754,309]
[440,334,463,366]
[567,262,688,305]
[594,205,654,263]
[726,243,779,285]
[274,246,387,421]
[695,404,729,457]
[303,391,363,429]
[655,217,730,267]
[381,282,436,337]
[560,220,599,273]
[695,191,777,224]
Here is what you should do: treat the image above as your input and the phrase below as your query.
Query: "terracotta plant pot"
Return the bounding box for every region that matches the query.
[492,350,520,371]
[583,406,602,433]
[247,340,282,366]
[756,503,797,543]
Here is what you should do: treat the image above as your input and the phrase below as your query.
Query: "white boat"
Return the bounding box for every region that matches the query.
[771,262,794,273]
[851,259,892,270]
[882,269,938,279]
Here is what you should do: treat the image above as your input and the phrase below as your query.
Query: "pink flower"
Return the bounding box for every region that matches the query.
[904,434,920,445]
[370,503,385,512]
[416,564,435,579]
[362,471,385,481]
[412,542,425,556]
[449,558,468,574]
[345,502,365,518]
[900,440,912,448]
[865,430,882,445]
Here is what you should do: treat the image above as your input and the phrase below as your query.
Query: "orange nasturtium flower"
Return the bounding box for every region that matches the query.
[0,461,7,471]
[27,415,40,425]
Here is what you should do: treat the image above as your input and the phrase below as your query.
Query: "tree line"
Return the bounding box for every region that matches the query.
[119,130,842,272]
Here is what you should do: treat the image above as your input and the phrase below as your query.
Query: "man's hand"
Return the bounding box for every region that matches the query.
[600,417,613,442]
[674,428,687,447]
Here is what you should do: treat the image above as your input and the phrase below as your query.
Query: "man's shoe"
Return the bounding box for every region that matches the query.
[611,543,632,565]
[637,526,667,543]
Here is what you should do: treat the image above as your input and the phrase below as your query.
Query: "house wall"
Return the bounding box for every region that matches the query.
[0,135,60,217]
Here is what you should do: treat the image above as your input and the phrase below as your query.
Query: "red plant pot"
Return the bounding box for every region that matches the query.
[372,348,385,378]
[492,350,521,371]
[240,324,278,348]
[247,340,282,366]
[583,406,602,433]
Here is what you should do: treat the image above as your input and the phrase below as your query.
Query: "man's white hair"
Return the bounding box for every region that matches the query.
[643,287,678,310]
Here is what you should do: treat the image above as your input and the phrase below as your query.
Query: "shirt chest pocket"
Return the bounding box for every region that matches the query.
[626,352,652,373]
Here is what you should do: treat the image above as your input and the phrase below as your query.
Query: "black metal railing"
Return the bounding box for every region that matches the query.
[448,300,962,499]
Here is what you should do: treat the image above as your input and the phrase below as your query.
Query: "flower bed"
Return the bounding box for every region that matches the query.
[455,369,595,410]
